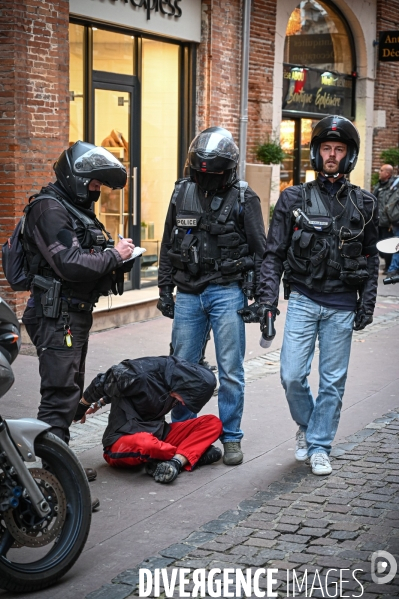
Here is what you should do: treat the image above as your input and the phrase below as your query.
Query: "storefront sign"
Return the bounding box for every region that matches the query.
[69,0,201,42]
[378,30,399,62]
[282,65,353,117]
[287,34,334,66]
[112,0,182,21]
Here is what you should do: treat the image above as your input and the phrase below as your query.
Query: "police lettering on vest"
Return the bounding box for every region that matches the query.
[167,178,253,292]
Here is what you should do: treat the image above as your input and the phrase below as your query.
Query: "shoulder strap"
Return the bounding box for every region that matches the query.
[217,185,242,224]
[237,180,248,204]
[171,178,191,205]
[354,188,364,211]
[27,193,99,229]
[174,180,202,214]
[302,182,330,216]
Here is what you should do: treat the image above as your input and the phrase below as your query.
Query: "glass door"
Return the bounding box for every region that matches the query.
[92,78,138,289]
[280,119,298,192]
[280,118,318,191]
[94,88,131,242]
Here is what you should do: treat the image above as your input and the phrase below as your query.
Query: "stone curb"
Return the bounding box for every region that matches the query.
[85,409,399,599]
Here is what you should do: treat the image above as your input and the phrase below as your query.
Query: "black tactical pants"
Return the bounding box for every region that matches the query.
[22,306,93,443]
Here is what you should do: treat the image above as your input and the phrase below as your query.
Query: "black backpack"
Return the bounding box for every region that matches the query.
[2,214,30,292]
[2,197,46,292]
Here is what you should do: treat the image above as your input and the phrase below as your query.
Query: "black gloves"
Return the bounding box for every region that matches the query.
[258,303,280,340]
[237,300,261,323]
[73,400,90,422]
[157,287,175,319]
[111,268,125,295]
[353,306,373,331]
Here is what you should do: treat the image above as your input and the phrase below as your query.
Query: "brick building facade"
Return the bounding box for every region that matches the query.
[372,0,399,174]
[197,0,277,161]
[1,0,399,315]
[0,0,69,314]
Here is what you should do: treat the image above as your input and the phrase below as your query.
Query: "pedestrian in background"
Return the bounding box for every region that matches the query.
[384,176,399,276]
[373,163,395,273]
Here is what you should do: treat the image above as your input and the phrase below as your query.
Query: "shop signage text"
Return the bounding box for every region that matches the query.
[287,34,334,66]
[378,30,399,61]
[282,66,353,117]
[109,0,182,21]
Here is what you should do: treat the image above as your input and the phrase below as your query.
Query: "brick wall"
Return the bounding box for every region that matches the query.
[197,0,242,139]
[373,0,399,176]
[246,0,277,162]
[0,0,69,317]
[196,0,276,161]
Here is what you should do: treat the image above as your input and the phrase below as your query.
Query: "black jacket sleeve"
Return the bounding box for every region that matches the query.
[242,187,267,297]
[27,198,122,282]
[258,186,302,305]
[158,198,176,290]
[83,365,143,404]
[358,191,379,314]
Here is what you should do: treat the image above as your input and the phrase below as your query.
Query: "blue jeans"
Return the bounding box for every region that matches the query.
[387,225,399,272]
[171,283,246,443]
[280,291,355,456]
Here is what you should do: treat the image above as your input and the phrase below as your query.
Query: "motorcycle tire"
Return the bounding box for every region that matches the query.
[0,432,92,592]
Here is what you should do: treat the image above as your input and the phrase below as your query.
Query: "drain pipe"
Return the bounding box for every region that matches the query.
[238,0,251,180]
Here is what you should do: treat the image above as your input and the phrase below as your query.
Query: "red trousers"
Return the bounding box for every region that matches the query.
[103,414,222,471]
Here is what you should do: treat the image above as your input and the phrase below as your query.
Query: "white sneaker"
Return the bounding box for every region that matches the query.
[295,428,308,461]
[310,452,332,476]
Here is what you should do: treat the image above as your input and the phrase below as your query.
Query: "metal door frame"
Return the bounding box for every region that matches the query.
[91,72,141,290]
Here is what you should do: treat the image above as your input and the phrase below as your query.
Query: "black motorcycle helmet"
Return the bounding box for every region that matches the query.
[188,127,239,192]
[53,141,127,207]
[310,116,360,175]
[0,298,21,398]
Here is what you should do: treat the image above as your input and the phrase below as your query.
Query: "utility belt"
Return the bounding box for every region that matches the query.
[32,275,95,318]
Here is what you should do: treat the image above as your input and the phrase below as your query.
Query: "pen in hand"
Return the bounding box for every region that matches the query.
[115,233,135,261]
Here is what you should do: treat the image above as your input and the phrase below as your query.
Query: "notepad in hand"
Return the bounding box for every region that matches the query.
[123,247,147,262]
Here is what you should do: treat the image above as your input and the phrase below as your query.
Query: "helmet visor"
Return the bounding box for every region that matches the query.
[189,132,239,162]
[73,147,127,189]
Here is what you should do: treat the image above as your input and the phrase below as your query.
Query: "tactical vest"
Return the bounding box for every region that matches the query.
[167,178,253,292]
[24,190,115,304]
[284,180,371,293]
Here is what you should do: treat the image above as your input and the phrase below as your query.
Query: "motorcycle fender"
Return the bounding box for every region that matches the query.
[6,418,51,462]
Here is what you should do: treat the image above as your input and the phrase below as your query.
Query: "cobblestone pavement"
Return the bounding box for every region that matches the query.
[86,410,399,599]
[68,306,399,456]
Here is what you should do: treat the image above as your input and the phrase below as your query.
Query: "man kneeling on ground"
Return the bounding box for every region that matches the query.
[74,356,222,483]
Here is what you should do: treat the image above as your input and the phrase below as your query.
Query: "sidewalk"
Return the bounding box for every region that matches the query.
[87,410,399,599]
[1,274,398,598]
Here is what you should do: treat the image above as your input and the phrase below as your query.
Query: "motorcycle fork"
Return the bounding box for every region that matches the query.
[0,419,50,517]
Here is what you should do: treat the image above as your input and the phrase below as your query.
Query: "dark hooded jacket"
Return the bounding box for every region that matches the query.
[83,356,217,447]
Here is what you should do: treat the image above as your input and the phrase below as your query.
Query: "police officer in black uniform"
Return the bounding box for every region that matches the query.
[158,127,266,466]
[258,116,378,476]
[22,142,135,453]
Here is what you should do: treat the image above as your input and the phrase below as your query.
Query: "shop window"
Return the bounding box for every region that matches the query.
[282,1,355,120]
[140,39,180,286]
[281,1,356,189]
[93,28,135,76]
[69,23,85,144]
[284,1,353,74]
